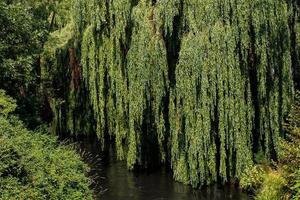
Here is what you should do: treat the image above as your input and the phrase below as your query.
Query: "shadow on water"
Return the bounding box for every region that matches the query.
[69,136,251,200]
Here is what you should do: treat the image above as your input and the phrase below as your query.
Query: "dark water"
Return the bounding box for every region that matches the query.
[74,137,250,200]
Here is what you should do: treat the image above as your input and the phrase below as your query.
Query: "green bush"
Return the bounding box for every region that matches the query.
[0,117,93,200]
[0,90,16,116]
[255,172,286,200]
[0,92,93,200]
[240,167,287,200]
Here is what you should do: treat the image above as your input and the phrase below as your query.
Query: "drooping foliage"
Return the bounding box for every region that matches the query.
[170,25,254,186]
[170,0,294,186]
[42,0,300,188]
[75,0,170,168]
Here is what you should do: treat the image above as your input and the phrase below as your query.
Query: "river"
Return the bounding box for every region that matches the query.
[72,136,251,200]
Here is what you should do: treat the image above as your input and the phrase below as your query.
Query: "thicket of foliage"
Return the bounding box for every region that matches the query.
[0,90,93,199]
[240,91,300,199]
[41,0,300,188]
[0,0,73,126]
[0,1,46,90]
[0,0,46,126]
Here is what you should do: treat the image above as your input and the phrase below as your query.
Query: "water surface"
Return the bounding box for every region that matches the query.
[74,137,250,200]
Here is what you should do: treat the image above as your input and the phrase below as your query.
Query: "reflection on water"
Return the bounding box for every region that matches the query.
[74,137,250,200]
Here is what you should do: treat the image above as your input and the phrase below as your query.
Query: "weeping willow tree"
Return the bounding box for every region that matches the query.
[75,0,170,168]
[43,0,299,188]
[170,25,254,186]
[169,0,294,186]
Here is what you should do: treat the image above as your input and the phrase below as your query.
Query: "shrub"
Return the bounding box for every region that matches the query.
[0,90,16,116]
[255,171,286,200]
[0,92,93,200]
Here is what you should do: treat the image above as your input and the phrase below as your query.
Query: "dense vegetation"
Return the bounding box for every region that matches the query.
[42,0,300,188]
[0,90,93,199]
[1,0,300,198]
[0,1,93,198]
